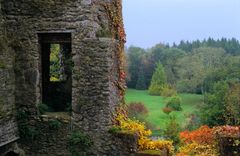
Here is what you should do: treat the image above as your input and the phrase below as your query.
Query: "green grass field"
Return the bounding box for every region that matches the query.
[125,89,203,134]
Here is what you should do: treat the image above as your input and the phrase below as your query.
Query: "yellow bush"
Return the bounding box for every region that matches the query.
[114,109,174,154]
[177,142,218,156]
[141,139,174,153]
[115,110,151,139]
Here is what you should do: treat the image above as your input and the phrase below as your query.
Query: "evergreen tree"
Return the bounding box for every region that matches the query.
[136,67,147,90]
[148,62,167,95]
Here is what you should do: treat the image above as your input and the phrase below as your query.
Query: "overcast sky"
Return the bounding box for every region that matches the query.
[122,0,240,48]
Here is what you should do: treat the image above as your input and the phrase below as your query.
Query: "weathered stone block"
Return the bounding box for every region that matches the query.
[217,136,240,156]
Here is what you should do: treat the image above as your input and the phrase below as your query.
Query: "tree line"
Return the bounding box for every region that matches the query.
[126,37,240,92]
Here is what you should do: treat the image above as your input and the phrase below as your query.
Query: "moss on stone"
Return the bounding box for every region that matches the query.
[109,126,136,136]
[68,130,93,155]
[96,28,112,38]
[0,59,6,69]
[137,150,166,156]
[26,0,70,13]
[0,99,7,119]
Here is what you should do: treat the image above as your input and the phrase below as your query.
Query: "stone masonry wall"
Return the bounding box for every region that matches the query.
[72,38,120,155]
[0,0,19,149]
[0,0,2,31]
[1,0,135,155]
[1,0,112,119]
[19,115,71,156]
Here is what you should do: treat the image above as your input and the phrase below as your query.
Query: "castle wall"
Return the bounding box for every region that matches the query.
[0,0,2,29]
[0,0,19,150]
[19,115,72,156]
[0,0,135,155]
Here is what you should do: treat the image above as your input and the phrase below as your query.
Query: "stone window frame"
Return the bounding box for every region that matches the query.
[37,32,72,111]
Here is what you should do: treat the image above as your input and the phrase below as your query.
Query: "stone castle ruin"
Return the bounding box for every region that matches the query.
[0,0,137,155]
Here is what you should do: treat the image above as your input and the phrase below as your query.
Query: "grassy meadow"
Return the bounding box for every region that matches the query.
[125,89,203,135]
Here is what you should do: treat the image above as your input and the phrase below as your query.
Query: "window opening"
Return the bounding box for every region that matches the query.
[39,33,72,112]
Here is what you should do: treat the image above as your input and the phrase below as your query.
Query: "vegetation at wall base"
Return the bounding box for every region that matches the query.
[16,109,40,140]
[49,119,62,130]
[68,131,93,156]
[137,149,168,156]
[38,103,50,115]
[113,108,174,154]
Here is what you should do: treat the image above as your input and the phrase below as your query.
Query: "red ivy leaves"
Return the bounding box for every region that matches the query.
[214,125,240,137]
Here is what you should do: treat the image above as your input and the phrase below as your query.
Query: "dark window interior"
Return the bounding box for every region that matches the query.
[38,33,72,112]
[5,151,19,156]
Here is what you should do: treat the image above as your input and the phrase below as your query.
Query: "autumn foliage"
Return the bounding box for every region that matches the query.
[177,126,216,156]
[176,143,218,156]
[180,125,214,145]
[214,125,240,137]
[127,102,148,118]
[177,125,240,156]
[114,108,174,154]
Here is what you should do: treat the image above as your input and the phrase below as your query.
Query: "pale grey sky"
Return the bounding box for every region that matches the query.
[123,0,240,48]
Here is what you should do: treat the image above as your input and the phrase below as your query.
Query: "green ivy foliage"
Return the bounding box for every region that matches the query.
[68,131,93,156]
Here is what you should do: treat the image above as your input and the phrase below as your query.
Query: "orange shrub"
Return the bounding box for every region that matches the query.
[178,125,240,156]
[180,125,214,145]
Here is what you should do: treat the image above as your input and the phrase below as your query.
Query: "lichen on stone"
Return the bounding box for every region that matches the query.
[0,59,6,69]
[0,102,7,119]
[96,28,112,38]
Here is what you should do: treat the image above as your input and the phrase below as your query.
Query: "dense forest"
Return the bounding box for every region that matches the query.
[126,37,240,127]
